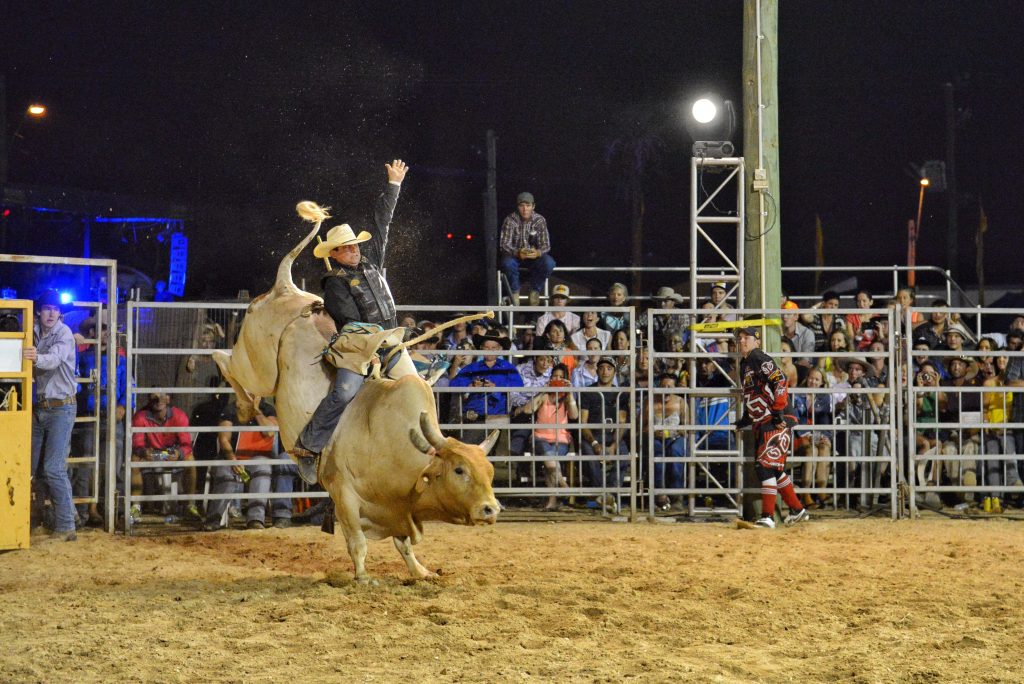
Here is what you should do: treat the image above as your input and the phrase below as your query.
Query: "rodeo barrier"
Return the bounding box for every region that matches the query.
[114,299,1024,531]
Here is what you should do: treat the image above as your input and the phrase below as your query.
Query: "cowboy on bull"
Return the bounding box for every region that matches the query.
[734,319,809,528]
[288,159,410,484]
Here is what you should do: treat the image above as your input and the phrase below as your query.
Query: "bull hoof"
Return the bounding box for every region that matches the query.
[354,576,378,586]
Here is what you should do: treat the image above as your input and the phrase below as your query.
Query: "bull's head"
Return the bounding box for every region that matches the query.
[408,412,500,526]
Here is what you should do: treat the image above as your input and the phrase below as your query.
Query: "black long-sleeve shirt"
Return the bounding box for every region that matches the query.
[322,182,401,328]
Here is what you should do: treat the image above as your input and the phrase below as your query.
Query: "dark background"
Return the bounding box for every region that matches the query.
[2,1,1021,304]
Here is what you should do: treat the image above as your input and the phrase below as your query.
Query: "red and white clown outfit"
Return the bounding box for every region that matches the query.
[735,333,806,525]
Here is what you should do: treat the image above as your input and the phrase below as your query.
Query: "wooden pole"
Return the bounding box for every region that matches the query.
[742,0,782,522]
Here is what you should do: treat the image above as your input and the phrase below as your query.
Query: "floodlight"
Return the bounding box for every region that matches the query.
[59,292,73,305]
[692,99,717,124]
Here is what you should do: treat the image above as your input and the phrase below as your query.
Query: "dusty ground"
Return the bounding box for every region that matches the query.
[2,517,1023,683]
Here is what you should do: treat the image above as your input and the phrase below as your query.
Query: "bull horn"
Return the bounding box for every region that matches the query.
[479,429,499,456]
[408,428,433,454]
[419,411,447,450]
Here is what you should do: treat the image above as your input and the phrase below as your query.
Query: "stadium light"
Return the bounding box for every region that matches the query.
[27,104,47,118]
[685,95,736,158]
[692,98,717,124]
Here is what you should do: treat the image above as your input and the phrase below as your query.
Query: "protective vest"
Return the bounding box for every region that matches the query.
[327,259,397,328]
[739,348,789,425]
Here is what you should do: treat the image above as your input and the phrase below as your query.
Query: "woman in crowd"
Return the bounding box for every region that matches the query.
[845,289,874,342]
[778,336,800,387]
[538,318,578,376]
[517,363,577,510]
[914,361,947,494]
[793,367,835,508]
[598,283,630,332]
[609,328,631,387]
[980,355,1012,513]
[817,329,852,385]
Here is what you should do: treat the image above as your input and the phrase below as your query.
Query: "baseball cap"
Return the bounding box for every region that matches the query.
[596,356,616,369]
[517,192,535,205]
[551,284,570,299]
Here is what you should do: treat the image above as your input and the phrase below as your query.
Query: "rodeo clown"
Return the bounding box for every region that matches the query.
[734,320,809,528]
[288,159,412,485]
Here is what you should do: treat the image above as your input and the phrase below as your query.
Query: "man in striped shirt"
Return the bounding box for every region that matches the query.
[500,192,555,306]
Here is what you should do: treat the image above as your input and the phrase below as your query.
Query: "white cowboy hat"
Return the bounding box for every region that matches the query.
[313,224,371,258]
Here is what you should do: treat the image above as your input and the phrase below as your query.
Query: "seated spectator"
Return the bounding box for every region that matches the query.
[449,332,524,447]
[130,393,199,522]
[443,313,470,349]
[868,340,889,385]
[781,301,814,368]
[844,289,876,341]
[817,328,852,385]
[203,398,282,531]
[435,337,476,425]
[803,291,846,351]
[515,326,536,353]
[537,318,578,376]
[398,314,418,329]
[598,283,629,332]
[652,333,685,381]
[912,300,949,350]
[793,368,835,508]
[852,317,883,351]
[650,373,685,510]
[609,329,632,387]
[835,356,885,509]
[516,363,577,510]
[943,322,975,353]
[641,286,689,352]
[571,338,603,388]
[895,286,924,327]
[571,311,611,350]
[500,191,554,306]
[709,282,736,321]
[535,284,580,336]
[778,337,800,387]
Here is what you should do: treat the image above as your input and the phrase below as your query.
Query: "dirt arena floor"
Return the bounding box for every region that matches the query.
[3,516,1023,683]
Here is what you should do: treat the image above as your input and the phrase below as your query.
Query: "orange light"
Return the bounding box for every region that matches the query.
[919,178,930,187]
[27,104,47,117]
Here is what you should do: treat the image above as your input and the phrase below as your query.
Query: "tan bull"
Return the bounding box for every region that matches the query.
[213,202,500,581]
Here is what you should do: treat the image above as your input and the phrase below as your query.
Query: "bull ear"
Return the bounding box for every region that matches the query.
[479,430,500,456]
[414,457,445,494]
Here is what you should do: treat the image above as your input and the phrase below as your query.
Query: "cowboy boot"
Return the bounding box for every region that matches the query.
[289,446,320,485]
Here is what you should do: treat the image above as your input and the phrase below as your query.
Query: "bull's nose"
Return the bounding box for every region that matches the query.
[479,503,499,522]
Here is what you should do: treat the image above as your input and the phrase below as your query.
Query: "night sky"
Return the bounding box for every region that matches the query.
[3,1,1022,304]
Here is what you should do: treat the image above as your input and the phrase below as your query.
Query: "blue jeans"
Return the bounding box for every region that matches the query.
[500,254,556,294]
[273,463,298,520]
[653,436,685,490]
[31,404,77,532]
[582,439,629,488]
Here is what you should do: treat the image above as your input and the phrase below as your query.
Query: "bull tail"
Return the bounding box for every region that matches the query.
[274,201,331,296]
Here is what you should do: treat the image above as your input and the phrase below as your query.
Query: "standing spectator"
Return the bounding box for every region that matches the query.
[895,287,924,327]
[571,311,611,350]
[792,368,835,509]
[777,337,800,387]
[500,191,554,307]
[980,357,1012,512]
[650,373,685,510]
[579,357,629,495]
[817,329,852,385]
[535,284,580,336]
[24,290,79,540]
[939,356,981,504]
[734,323,808,528]
[804,291,846,351]
[175,322,225,417]
[130,393,199,522]
[517,363,578,510]
[203,398,280,531]
[153,280,175,303]
[598,283,630,332]
[511,354,553,413]
[914,362,946,501]
[1003,330,1024,493]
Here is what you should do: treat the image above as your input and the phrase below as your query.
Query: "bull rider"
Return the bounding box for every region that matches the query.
[289,159,410,484]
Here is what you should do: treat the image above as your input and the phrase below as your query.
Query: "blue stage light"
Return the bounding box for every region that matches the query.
[59,292,74,305]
